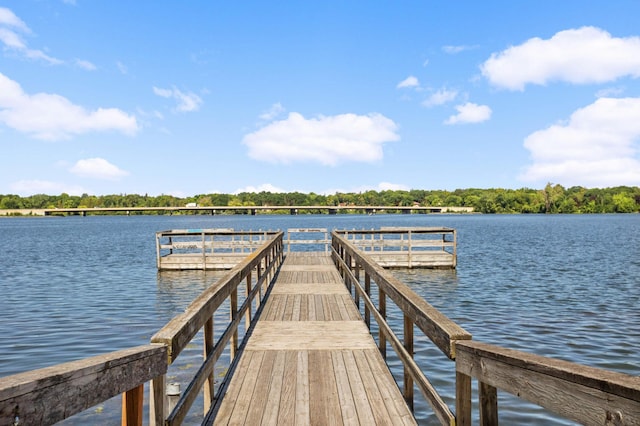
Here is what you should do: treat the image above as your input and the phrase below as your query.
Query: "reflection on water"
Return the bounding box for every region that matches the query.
[1,214,639,425]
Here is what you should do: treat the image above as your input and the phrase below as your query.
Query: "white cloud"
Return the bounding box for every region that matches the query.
[520,97,640,187]
[233,183,286,194]
[595,87,625,98]
[259,103,285,121]
[74,59,96,71]
[0,72,139,140]
[153,86,203,112]
[10,179,86,196]
[397,76,420,89]
[442,45,475,54]
[0,7,62,65]
[0,7,30,32]
[444,102,492,125]
[482,27,640,90]
[319,182,409,195]
[69,158,129,180]
[377,182,410,191]
[422,88,458,107]
[116,61,128,74]
[242,112,400,166]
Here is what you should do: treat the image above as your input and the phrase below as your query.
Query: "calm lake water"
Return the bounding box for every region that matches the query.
[1,214,638,424]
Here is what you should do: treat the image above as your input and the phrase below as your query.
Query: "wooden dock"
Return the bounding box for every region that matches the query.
[156,228,457,271]
[209,253,416,424]
[2,229,639,426]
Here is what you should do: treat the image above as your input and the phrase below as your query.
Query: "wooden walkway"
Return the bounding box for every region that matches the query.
[211,253,417,425]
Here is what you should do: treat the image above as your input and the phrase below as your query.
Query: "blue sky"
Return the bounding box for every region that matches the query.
[1,1,640,196]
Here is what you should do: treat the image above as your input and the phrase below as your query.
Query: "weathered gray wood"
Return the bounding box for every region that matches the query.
[0,345,167,426]
[151,233,282,362]
[456,340,640,426]
[150,374,165,426]
[479,381,498,426]
[332,231,471,359]
[455,371,472,426]
[211,253,416,425]
[333,248,456,425]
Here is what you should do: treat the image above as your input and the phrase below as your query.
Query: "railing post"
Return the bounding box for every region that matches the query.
[150,374,166,426]
[230,288,238,359]
[246,271,252,324]
[408,230,412,268]
[364,272,371,329]
[379,288,386,358]
[456,371,472,426]
[122,384,144,426]
[201,231,206,268]
[479,381,498,425]
[204,317,214,414]
[403,314,414,411]
[354,263,360,310]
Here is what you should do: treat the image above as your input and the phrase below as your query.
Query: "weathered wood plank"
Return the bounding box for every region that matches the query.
[331,351,362,425]
[238,351,277,425]
[277,351,298,426]
[260,351,286,425]
[363,348,417,425]
[456,340,640,426]
[309,350,342,424]
[247,321,376,350]
[341,350,377,424]
[295,350,310,425]
[0,345,167,426]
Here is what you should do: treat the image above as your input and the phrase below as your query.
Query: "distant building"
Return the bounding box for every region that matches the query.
[185,202,198,208]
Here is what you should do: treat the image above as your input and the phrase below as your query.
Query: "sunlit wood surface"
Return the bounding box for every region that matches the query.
[213,253,416,425]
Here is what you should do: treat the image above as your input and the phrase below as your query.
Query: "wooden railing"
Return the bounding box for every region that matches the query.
[455,340,640,426]
[150,232,284,425]
[285,228,330,253]
[0,233,283,426]
[333,231,640,425]
[331,231,471,426]
[0,345,167,425]
[339,227,457,268]
[156,229,278,270]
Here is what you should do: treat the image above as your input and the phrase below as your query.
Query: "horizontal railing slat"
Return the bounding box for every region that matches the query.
[332,232,470,359]
[0,345,167,425]
[456,340,640,425]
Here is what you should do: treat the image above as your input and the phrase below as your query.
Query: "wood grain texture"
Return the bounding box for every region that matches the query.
[212,253,416,425]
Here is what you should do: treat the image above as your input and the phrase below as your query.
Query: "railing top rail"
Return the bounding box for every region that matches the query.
[157,229,280,236]
[331,231,470,359]
[152,232,284,362]
[336,227,455,234]
[0,344,167,425]
[456,340,640,402]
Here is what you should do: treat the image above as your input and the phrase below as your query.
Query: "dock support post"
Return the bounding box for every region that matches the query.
[204,318,214,414]
[455,372,472,426]
[230,289,238,358]
[122,384,143,426]
[150,374,166,426]
[403,315,414,411]
[379,289,386,359]
[364,272,371,329]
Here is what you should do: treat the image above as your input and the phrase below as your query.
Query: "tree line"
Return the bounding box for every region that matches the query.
[1,184,639,214]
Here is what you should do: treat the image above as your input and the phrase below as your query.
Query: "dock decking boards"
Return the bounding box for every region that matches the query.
[212,253,417,425]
